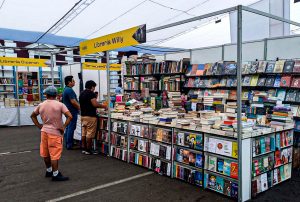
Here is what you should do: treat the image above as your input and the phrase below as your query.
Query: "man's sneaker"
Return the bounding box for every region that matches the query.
[52,172,69,181]
[84,150,92,155]
[81,150,87,154]
[45,171,52,178]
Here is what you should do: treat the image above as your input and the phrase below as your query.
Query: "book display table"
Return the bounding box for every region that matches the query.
[94,116,294,201]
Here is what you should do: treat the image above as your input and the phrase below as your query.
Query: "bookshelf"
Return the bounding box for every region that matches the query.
[110,119,128,161]
[0,66,17,107]
[148,126,172,176]
[39,66,62,100]
[173,129,204,186]
[98,116,109,155]
[124,60,189,96]
[100,116,294,200]
[17,71,40,103]
[251,130,293,197]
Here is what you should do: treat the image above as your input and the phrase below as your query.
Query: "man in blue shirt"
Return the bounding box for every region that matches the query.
[62,76,80,150]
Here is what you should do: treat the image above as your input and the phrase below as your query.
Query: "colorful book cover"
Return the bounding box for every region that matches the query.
[293,60,300,73]
[275,150,282,167]
[190,64,198,76]
[284,164,291,179]
[232,142,238,158]
[260,137,266,154]
[195,171,203,186]
[253,159,260,176]
[273,60,285,73]
[188,134,197,149]
[224,62,237,75]
[281,149,288,164]
[260,173,268,192]
[203,173,208,188]
[176,148,183,162]
[291,77,300,88]
[231,182,238,199]
[189,152,196,166]
[223,159,231,176]
[279,166,285,181]
[250,61,259,74]
[230,162,238,179]
[195,153,203,168]
[242,76,251,86]
[276,89,286,101]
[208,174,217,189]
[224,180,232,196]
[208,138,217,153]
[265,137,271,152]
[273,76,281,87]
[252,179,258,196]
[222,140,233,157]
[257,61,267,73]
[283,60,295,73]
[217,158,224,173]
[195,134,203,150]
[195,64,205,76]
[280,76,292,87]
[273,168,278,184]
[257,77,266,86]
[215,176,225,193]
[242,61,251,74]
[265,61,275,73]
[275,133,281,150]
[265,76,275,87]
[208,156,217,171]
[177,132,185,146]
[215,139,225,155]
[183,149,190,164]
[250,75,259,86]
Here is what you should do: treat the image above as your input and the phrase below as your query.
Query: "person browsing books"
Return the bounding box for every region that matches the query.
[31,86,73,181]
[79,80,107,155]
[62,76,80,150]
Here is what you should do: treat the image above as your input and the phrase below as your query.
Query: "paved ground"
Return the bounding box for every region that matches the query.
[0,126,299,202]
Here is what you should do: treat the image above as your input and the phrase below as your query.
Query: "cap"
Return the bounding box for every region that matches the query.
[43,86,58,96]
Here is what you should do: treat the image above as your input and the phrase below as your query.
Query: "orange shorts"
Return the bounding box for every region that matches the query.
[40,132,63,160]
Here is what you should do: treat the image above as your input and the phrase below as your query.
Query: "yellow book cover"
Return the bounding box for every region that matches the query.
[274,60,285,73]
[156,129,163,142]
[232,142,238,158]
[138,155,143,165]
[250,75,259,86]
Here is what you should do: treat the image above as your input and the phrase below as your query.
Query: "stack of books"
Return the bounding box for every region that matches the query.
[270,105,293,129]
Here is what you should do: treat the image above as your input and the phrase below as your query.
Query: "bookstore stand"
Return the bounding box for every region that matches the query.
[98,6,299,202]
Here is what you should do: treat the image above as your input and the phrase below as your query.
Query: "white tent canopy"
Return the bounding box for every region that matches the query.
[0,0,299,49]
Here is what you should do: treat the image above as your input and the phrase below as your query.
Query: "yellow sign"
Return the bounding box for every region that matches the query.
[0,57,48,67]
[82,62,121,71]
[80,24,146,55]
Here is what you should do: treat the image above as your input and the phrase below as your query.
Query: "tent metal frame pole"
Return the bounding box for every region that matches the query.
[241,5,300,27]
[106,51,111,156]
[147,6,237,33]
[50,53,55,87]
[15,66,20,126]
[237,5,243,202]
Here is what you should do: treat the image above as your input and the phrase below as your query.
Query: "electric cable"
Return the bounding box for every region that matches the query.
[34,0,83,43]
[0,0,5,11]
[71,0,148,46]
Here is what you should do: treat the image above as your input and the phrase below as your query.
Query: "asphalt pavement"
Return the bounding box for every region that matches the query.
[0,126,299,202]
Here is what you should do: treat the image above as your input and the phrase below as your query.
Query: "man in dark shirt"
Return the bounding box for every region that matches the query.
[62,76,80,150]
[79,80,106,154]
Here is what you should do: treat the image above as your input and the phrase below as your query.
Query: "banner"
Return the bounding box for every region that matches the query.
[82,62,121,71]
[0,57,48,67]
[80,24,146,55]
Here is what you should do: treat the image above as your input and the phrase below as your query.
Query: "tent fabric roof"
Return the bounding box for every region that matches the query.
[0,0,261,49]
